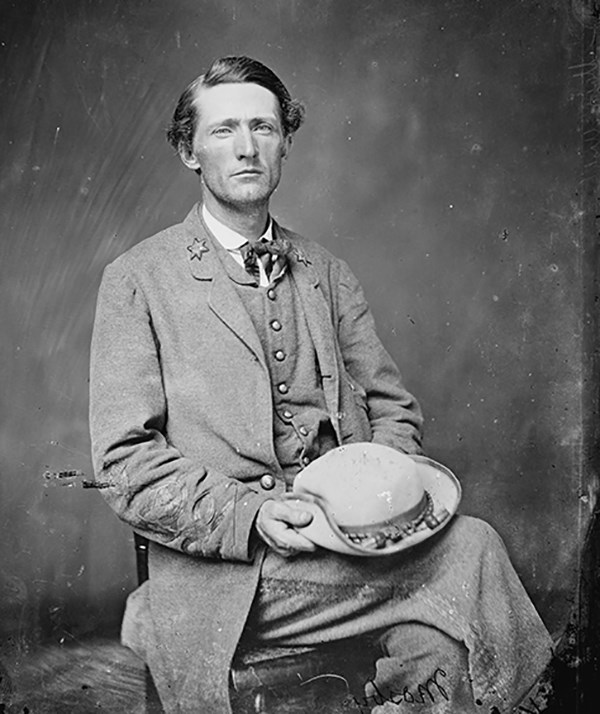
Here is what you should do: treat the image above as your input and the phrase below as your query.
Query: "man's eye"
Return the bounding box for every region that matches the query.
[255,124,273,133]
[213,127,232,136]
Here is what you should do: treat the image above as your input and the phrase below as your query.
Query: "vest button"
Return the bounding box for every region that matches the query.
[301,456,311,466]
[282,409,293,419]
[274,350,286,361]
[259,474,276,490]
[267,289,276,300]
[299,426,309,436]
[277,382,289,394]
[270,319,282,331]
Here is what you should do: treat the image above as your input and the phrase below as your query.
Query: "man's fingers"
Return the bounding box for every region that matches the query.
[273,527,316,553]
[258,527,316,558]
[281,506,313,528]
[259,518,316,554]
[256,499,316,555]
[263,499,314,527]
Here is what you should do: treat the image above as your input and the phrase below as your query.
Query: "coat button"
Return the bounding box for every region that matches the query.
[267,289,276,300]
[274,350,286,361]
[277,382,289,394]
[270,320,282,331]
[260,474,276,490]
[301,456,311,466]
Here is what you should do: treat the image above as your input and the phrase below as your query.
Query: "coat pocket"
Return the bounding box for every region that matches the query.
[339,375,371,442]
[347,375,368,410]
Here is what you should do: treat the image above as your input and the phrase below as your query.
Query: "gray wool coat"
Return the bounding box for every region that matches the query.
[89,204,424,712]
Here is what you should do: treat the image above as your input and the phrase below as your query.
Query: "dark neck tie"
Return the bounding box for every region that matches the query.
[240,236,291,282]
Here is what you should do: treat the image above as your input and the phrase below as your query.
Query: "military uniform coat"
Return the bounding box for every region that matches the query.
[89,204,423,712]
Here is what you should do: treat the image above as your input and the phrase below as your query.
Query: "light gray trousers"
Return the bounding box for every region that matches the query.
[243,516,553,713]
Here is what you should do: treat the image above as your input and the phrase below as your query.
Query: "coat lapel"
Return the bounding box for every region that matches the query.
[182,207,342,440]
[208,273,268,369]
[183,206,267,370]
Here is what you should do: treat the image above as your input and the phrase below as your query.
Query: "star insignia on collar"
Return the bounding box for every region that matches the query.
[292,246,312,267]
[187,238,210,262]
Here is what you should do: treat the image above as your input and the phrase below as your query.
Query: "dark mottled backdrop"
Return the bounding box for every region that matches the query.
[0,0,594,650]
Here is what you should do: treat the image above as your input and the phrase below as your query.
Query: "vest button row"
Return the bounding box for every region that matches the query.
[270,320,282,331]
[274,350,286,361]
[260,474,276,490]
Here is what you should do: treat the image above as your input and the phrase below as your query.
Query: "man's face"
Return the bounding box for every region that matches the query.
[181,82,289,212]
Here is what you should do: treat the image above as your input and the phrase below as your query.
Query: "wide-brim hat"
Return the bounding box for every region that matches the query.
[286,442,461,557]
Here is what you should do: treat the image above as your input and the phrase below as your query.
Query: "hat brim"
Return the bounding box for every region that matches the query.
[287,455,461,557]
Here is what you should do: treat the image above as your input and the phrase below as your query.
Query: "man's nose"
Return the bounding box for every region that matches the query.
[234,127,258,160]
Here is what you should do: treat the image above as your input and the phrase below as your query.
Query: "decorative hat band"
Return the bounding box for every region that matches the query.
[338,491,450,551]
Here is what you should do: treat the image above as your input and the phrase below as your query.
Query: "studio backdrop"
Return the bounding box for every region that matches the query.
[0,0,595,654]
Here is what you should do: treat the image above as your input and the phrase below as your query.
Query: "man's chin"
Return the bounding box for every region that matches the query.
[226,188,274,208]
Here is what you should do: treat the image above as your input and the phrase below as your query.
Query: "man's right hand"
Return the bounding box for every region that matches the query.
[255,499,316,557]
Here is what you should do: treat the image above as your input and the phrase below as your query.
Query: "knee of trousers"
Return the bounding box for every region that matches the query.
[372,624,473,709]
[447,514,506,555]
[378,622,468,666]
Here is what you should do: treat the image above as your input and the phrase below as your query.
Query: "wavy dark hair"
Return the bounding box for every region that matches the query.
[166,56,305,155]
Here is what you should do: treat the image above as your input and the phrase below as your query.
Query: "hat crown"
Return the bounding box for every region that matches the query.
[294,443,424,527]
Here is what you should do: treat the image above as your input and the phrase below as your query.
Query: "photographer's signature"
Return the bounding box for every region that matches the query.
[344,668,449,711]
[342,670,548,713]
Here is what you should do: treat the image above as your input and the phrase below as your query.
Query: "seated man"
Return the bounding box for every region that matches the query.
[89,55,552,713]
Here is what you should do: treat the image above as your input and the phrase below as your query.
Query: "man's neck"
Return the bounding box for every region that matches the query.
[202,194,269,241]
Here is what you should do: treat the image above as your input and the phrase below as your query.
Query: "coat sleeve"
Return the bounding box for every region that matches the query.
[335,259,424,454]
[89,260,269,562]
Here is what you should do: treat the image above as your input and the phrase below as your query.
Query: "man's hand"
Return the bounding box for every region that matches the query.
[255,499,316,557]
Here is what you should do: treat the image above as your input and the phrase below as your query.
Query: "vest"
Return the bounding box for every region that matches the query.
[213,239,336,488]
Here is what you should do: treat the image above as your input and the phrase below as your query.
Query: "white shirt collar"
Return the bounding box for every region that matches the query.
[202,204,273,251]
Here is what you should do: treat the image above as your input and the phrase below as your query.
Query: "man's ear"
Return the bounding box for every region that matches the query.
[178,143,202,171]
[281,134,293,160]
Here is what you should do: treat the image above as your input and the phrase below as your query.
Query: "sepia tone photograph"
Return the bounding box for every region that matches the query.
[0,1,598,712]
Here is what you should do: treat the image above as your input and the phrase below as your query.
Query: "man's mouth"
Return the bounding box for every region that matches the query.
[233,168,262,176]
